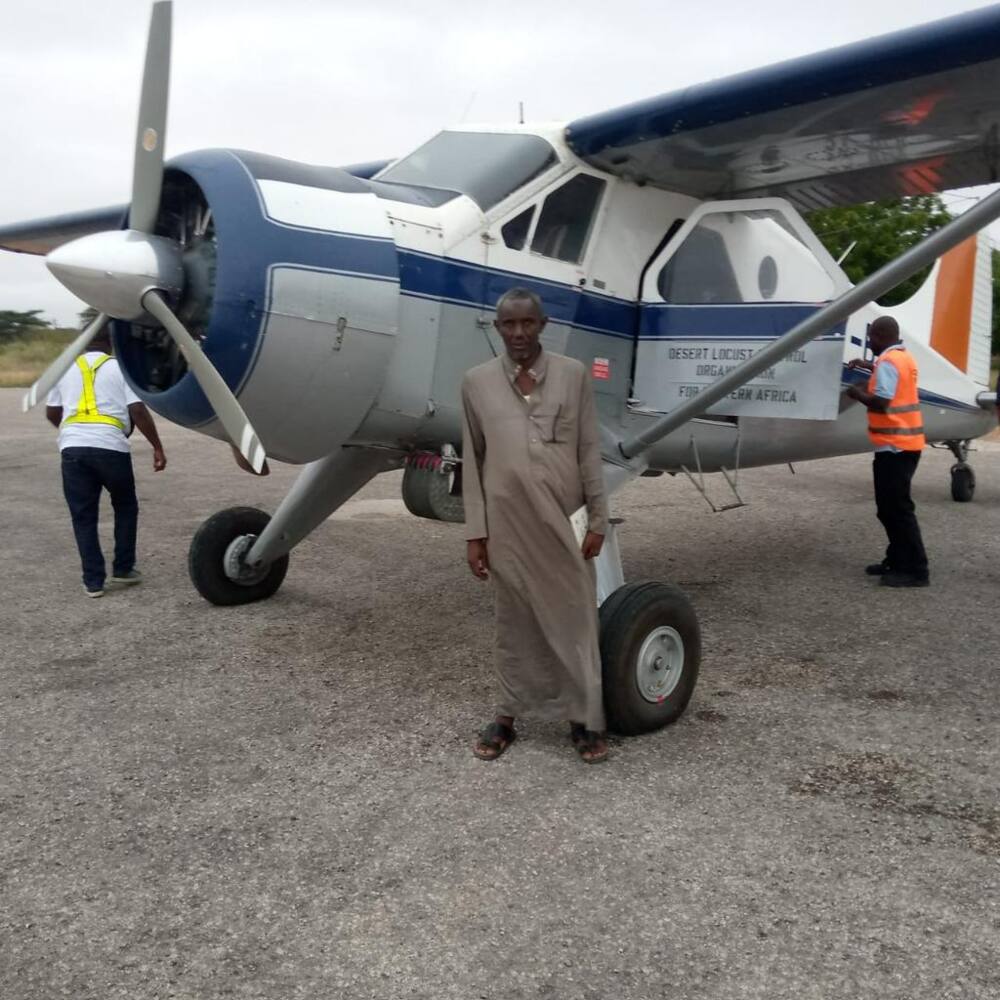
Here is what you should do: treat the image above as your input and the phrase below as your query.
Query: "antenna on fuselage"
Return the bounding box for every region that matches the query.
[518,101,524,124]
[837,240,858,266]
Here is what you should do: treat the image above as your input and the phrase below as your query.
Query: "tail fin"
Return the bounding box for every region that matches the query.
[889,230,993,385]
[928,232,993,385]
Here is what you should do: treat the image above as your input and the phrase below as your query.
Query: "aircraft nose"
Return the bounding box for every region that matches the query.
[47,230,184,321]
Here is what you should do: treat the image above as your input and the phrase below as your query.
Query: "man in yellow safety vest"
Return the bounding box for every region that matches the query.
[46,327,166,597]
[846,316,929,588]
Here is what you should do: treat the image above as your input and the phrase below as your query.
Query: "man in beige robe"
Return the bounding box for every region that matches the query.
[461,288,609,763]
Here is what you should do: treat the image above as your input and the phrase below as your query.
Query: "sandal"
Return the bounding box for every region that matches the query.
[473,720,516,760]
[570,724,608,764]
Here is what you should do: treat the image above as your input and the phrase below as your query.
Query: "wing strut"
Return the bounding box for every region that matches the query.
[617,188,1000,461]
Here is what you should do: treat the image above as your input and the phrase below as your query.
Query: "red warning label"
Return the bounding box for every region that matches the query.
[592,357,611,380]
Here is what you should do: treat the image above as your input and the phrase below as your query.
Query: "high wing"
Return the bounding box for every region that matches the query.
[0,205,127,256]
[565,5,1000,211]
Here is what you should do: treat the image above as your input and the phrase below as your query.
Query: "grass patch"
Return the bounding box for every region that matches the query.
[0,328,78,388]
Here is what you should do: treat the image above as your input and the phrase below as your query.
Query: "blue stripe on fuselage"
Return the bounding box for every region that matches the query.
[638,303,844,340]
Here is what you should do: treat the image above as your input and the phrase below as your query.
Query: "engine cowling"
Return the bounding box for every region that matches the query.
[113,149,400,464]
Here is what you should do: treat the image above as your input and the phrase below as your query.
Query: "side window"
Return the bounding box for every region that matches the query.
[501,206,535,250]
[530,174,605,263]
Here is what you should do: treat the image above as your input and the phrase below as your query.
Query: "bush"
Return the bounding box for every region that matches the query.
[0,328,77,388]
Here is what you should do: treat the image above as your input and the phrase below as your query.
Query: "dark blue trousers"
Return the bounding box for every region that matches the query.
[61,447,138,590]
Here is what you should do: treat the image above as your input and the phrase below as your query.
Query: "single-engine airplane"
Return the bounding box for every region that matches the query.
[5,2,1000,735]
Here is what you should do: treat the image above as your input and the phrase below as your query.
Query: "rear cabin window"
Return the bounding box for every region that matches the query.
[376,131,557,210]
[657,226,740,304]
[656,209,836,304]
[530,174,605,263]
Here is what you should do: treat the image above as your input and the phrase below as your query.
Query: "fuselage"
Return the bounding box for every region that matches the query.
[110,124,994,474]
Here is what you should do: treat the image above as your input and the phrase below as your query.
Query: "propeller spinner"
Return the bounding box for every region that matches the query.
[23,0,268,475]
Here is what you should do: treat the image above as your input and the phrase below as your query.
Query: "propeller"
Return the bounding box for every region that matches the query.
[25,1,268,475]
[22,312,109,412]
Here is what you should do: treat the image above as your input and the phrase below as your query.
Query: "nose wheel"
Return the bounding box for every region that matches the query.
[189,506,289,605]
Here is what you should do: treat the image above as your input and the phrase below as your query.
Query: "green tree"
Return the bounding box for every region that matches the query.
[78,306,100,328]
[807,195,953,307]
[0,309,50,345]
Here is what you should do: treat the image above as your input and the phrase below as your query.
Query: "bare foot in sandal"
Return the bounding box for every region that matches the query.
[473,716,516,760]
[569,723,608,764]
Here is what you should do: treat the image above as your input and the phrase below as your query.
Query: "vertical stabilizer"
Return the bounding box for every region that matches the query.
[927,232,992,385]
[966,232,993,386]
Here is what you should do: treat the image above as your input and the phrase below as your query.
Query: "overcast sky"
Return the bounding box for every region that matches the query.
[1,0,997,326]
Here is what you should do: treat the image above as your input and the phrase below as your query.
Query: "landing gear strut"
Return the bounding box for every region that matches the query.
[943,439,975,502]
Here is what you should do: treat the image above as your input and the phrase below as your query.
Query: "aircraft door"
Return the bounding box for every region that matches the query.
[479,170,608,357]
[635,198,850,421]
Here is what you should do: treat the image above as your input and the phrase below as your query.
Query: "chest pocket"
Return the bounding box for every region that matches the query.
[529,406,565,444]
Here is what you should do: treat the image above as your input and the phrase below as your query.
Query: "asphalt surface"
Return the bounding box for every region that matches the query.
[2,386,999,1000]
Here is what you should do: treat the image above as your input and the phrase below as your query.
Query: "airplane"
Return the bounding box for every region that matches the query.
[4,1,1000,738]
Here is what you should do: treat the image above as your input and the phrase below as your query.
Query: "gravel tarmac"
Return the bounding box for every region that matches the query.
[2,387,999,1000]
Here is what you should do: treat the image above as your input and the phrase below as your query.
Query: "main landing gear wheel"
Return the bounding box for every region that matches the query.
[188,507,289,606]
[950,463,975,503]
[402,454,464,523]
[599,581,701,735]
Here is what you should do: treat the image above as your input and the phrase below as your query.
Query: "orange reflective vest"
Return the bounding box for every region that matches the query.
[866,346,925,451]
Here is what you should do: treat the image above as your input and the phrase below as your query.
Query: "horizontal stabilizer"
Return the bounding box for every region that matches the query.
[566,5,1000,210]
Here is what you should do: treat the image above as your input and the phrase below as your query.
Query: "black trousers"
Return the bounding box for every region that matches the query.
[873,451,928,578]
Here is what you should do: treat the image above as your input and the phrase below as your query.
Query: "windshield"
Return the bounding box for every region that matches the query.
[377,131,558,210]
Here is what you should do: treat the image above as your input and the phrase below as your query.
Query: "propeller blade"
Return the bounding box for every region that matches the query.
[22,313,110,412]
[142,291,267,474]
[129,1,172,234]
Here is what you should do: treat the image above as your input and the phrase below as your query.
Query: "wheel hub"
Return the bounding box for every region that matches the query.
[223,534,270,586]
[636,626,685,702]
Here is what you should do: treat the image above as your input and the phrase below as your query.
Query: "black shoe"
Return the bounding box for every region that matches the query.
[865,561,891,576]
[880,571,929,588]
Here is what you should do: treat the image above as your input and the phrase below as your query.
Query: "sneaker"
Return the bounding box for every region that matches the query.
[865,561,891,576]
[880,571,929,588]
[84,586,104,598]
[111,569,143,585]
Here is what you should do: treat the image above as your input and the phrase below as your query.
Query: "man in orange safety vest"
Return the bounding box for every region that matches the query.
[846,316,929,588]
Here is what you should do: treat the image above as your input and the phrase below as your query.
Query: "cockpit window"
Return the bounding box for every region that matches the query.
[530,173,605,263]
[376,131,558,210]
[501,206,535,249]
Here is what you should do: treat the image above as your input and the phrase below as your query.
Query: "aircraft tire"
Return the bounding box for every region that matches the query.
[188,506,289,606]
[599,581,700,735]
[402,457,464,523]
[950,463,975,503]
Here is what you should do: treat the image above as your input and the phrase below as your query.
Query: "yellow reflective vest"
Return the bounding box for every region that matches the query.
[63,354,126,432]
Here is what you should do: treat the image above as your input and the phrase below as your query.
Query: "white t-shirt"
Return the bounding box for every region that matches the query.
[47,352,140,453]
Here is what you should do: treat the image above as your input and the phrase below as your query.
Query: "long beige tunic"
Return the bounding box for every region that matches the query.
[461,349,609,731]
